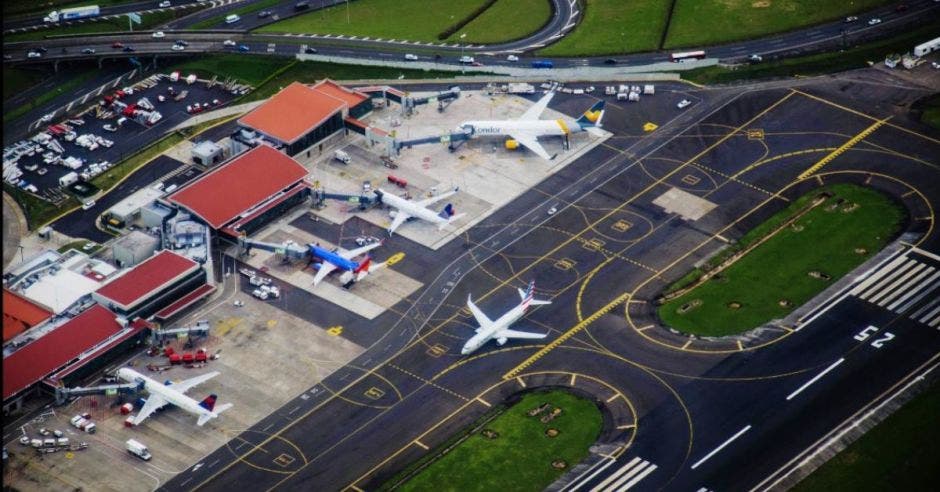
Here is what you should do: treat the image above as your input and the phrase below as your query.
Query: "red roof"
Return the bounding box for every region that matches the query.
[3,289,53,343]
[46,318,152,383]
[3,305,122,400]
[95,250,198,311]
[154,283,215,321]
[239,81,347,144]
[220,181,308,237]
[312,79,368,108]
[168,145,308,229]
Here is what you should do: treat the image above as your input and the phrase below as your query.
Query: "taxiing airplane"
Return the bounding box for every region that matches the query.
[239,236,384,287]
[374,187,464,236]
[462,280,551,355]
[116,368,233,427]
[457,92,605,160]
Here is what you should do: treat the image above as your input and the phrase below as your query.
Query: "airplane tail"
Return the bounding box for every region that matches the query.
[438,203,456,219]
[197,402,232,426]
[354,256,387,281]
[199,394,218,411]
[576,100,605,128]
[518,280,551,309]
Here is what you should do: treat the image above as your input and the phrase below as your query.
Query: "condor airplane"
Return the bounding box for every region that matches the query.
[461,281,551,355]
[457,92,605,160]
[116,368,233,427]
[375,187,464,236]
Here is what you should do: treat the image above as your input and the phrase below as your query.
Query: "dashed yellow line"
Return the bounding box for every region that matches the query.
[691,162,788,200]
[798,117,890,180]
[502,293,631,380]
[388,364,469,402]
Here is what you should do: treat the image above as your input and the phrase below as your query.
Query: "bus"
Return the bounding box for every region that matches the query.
[671,50,706,62]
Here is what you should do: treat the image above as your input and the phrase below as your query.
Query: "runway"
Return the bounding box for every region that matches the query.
[160,74,940,491]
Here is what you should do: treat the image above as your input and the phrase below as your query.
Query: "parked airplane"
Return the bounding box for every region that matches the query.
[116,368,233,426]
[238,236,384,287]
[374,187,464,236]
[461,280,551,355]
[457,92,605,160]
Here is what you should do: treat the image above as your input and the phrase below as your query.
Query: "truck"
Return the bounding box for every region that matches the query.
[44,5,99,23]
[333,150,351,164]
[507,83,535,94]
[126,439,152,461]
[59,171,79,187]
[69,415,97,433]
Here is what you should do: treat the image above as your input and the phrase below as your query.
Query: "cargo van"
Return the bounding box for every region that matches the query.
[333,150,351,164]
[126,439,152,461]
[225,14,240,24]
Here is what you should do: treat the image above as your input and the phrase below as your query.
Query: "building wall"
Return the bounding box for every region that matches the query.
[285,112,345,156]
[97,269,207,320]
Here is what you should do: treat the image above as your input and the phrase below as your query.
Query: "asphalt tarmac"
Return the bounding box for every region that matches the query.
[155,71,940,492]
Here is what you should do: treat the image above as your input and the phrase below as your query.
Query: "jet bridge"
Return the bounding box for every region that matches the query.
[54,380,144,406]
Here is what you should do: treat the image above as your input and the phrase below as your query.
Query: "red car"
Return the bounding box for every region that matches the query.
[112,42,124,49]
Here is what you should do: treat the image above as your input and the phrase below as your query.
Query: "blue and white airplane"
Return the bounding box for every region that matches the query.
[461,280,551,355]
[239,236,384,287]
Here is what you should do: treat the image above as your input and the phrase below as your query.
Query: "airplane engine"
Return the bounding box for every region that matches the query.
[504,139,519,150]
[496,337,508,346]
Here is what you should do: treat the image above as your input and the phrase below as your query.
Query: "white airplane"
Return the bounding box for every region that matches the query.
[457,92,606,160]
[374,187,464,236]
[461,280,551,355]
[116,368,233,427]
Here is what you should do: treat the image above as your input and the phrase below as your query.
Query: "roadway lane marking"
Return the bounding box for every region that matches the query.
[690,425,751,470]
[786,358,845,401]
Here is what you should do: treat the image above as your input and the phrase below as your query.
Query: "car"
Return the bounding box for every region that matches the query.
[677,99,692,109]
[868,17,882,25]
[238,44,250,52]
[157,94,166,102]
[103,124,118,131]
[81,201,95,210]
[257,10,272,18]
[212,98,221,105]
[27,51,41,58]
[123,46,135,52]
[40,113,53,122]
[174,39,189,47]
[19,436,30,446]
[304,46,317,54]
[844,15,859,23]
[152,31,165,38]
[223,39,236,46]
[37,167,48,176]
[748,54,763,63]
[53,430,64,438]
[604,58,617,65]
[171,44,184,51]
[506,55,519,62]
[82,243,95,251]
[82,48,96,54]
[932,61,940,70]
[112,42,124,48]
[159,0,171,7]
[547,206,557,215]
[404,53,418,61]
[233,300,244,307]
[458,55,474,64]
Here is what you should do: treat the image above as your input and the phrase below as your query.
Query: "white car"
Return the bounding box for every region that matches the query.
[40,113,54,122]
[159,0,171,7]
[27,51,42,58]
[932,61,940,70]
[868,18,882,25]
[403,53,418,61]
[152,31,165,38]
[459,55,474,64]
[223,39,236,47]
[677,99,691,109]
[171,44,184,51]
[506,55,519,62]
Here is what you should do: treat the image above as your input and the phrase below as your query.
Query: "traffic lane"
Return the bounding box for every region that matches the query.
[3,0,167,30]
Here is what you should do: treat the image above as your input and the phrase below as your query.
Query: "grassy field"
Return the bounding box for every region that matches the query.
[446,0,552,44]
[918,94,940,131]
[3,68,99,124]
[658,184,905,337]
[2,183,78,230]
[681,24,940,85]
[169,54,292,86]
[538,0,671,57]
[665,0,892,49]
[188,0,283,30]
[2,67,47,102]
[793,382,939,492]
[256,0,486,42]
[4,7,196,42]
[397,390,602,492]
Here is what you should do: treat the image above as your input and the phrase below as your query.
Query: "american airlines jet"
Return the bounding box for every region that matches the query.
[457,92,605,160]
[461,281,552,355]
[117,368,234,427]
[374,187,464,236]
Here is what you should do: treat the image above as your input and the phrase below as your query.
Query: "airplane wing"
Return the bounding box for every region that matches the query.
[519,91,555,121]
[169,371,220,394]
[339,242,381,260]
[388,211,411,235]
[508,131,552,160]
[133,394,169,425]
[313,261,338,285]
[495,329,547,340]
[415,189,458,208]
[466,295,493,331]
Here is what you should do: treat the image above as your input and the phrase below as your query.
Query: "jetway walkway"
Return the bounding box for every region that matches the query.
[54,380,143,406]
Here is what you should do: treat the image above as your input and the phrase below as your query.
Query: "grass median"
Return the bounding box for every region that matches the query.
[658,184,905,337]
[188,0,283,30]
[392,390,602,492]
[445,0,552,44]
[538,0,671,56]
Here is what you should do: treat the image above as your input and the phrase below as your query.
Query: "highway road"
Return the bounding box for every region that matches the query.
[153,73,940,490]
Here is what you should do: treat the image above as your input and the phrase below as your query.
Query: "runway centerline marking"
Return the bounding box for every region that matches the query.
[690,425,752,470]
[786,358,845,401]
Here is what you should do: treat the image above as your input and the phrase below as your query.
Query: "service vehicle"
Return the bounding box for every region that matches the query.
[152,31,165,38]
[44,5,99,23]
[126,439,152,461]
[506,55,519,62]
[404,53,418,61]
[225,14,240,24]
[677,99,692,109]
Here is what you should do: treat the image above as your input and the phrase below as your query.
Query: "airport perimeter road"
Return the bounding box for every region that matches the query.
[159,75,940,491]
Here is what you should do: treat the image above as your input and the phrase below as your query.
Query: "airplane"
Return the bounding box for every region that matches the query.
[457,92,606,160]
[461,280,552,355]
[238,236,384,287]
[116,368,233,427]
[374,187,464,236]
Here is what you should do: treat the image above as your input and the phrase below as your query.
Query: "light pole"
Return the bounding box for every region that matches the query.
[345,0,350,24]
[460,33,467,75]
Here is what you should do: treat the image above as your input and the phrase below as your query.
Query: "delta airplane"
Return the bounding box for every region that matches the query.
[457,92,605,160]
[462,281,552,355]
[239,236,384,287]
[116,368,233,427]
[374,187,464,236]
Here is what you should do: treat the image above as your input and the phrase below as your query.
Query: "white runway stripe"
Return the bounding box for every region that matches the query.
[911,298,940,320]
[867,263,927,305]
[614,462,657,491]
[591,457,649,492]
[858,259,916,299]
[917,302,940,325]
[851,255,910,295]
[887,272,940,311]
[879,266,935,306]
[894,279,940,314]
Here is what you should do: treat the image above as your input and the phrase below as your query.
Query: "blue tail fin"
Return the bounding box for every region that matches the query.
[199,394,218,411]
[576,101,605,127]
[438,203,455,219]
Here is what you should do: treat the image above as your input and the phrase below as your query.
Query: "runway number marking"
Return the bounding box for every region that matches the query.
[386,252,405,266]
[364,387,385,400]
[327,326,343,336]
[854,325,895,349]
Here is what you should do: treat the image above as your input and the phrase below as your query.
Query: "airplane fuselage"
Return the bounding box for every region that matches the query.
[116,368,219,420]
[309,245,359,271]
[376,190,448,225]
[461,304,527,355]
[460,118,585,138]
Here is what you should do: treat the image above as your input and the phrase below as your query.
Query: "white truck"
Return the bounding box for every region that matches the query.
[69,415,96,433]
[126,439,152,461]
[45,5,99,23]
[333,150,351,164]
[59,171,79,187]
